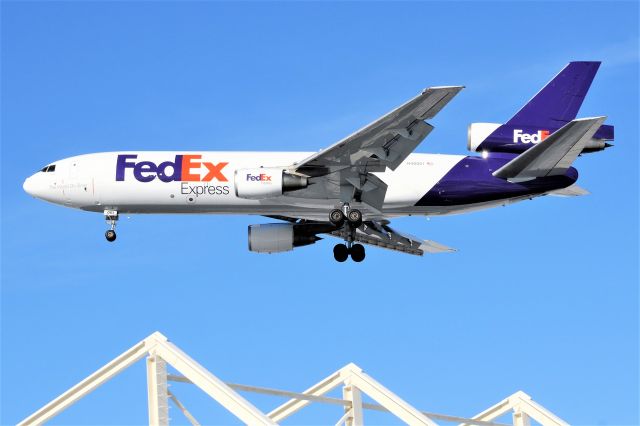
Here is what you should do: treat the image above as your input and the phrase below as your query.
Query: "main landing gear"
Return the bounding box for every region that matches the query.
[104,210,118,242]
[329,207,363,228]
[333,242,366,263]
[330,204,365,262]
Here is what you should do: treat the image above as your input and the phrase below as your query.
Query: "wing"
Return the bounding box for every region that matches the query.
[289,86,463,210]
[330,220,456,256]
[263,216,455,257]
[295,86,464,176]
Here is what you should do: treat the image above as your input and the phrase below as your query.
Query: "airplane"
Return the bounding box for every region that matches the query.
[23,61,613,262]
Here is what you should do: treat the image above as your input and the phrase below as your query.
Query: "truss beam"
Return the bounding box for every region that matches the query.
[147,354,169,426]
[167,374,510,426]
[19,332,569,426]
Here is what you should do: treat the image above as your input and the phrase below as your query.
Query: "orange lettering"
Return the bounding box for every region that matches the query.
[202,162,229,182]
[181,155,201,181]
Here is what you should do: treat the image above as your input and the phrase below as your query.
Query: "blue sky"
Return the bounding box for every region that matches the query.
[1,1,638,425]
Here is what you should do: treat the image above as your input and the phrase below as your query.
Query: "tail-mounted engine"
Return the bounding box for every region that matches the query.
[234,168,308,199]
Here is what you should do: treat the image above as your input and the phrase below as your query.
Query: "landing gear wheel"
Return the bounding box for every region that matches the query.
[333,243,349,262]
[105,230,117,242]
[350,243,365,262]
[347,209,363,228]
[329,209,346,227]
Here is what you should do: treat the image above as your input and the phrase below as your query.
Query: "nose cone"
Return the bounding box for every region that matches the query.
[23,173,51,200]
[23,175,37,196]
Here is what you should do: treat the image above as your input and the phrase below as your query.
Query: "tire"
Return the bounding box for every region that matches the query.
[329,209,345,226]
[333,243,349,262]
[350,243,365,262]
[347,209,362,227]
[105,230,117,242]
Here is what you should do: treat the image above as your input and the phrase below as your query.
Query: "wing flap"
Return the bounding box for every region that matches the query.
[493,117,606,182]
[328,220,456,256]
[294,86,463,175]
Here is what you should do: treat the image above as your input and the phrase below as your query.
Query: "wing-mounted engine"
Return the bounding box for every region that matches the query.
[248,223,322,253]
[235,168,308,199]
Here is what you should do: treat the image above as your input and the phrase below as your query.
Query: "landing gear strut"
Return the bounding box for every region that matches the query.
[330,203,366,262]
[104,210,118,242]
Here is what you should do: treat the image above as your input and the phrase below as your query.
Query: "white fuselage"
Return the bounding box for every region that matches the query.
[23,151,527,221]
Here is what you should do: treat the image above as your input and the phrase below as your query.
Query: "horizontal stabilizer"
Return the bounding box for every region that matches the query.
[548,184,590,197]
[493,117,606,182]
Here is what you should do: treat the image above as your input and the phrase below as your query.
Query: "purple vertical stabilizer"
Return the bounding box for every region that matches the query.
[472,61,614,154]
[507,61,600,127]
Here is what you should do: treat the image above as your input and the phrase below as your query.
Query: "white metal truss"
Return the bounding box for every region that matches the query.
[18,332,570,426]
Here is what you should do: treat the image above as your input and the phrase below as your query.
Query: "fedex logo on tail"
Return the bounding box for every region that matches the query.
[513,129,550,144]
[116,155,228,183]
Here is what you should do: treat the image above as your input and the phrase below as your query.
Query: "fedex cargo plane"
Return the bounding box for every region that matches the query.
[23,61,613,262]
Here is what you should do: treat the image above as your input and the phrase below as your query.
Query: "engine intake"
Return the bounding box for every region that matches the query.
[248,223,320,253]
[235,168,308,199]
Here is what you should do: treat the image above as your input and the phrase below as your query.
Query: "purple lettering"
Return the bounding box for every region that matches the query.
[157,156,183,183]
[134,161,157,183]
[116,154,138,181]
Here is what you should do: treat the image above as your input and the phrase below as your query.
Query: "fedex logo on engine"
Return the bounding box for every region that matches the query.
[246,173,272,182]
[513,129,550,144]
[116,154,228,182]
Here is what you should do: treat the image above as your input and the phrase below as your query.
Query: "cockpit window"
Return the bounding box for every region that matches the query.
[40,164,56,173]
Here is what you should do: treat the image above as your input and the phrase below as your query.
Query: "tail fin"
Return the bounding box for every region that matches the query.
[467,62,614,155]
[493,117,605,182]
[507,61,600,127]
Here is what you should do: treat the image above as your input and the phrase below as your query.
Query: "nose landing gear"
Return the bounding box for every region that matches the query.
[104,210,118,242]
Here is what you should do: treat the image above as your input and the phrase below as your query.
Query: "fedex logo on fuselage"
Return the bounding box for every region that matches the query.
[116,154,228,183]
[513,129,550,144]
[246,173,272,182]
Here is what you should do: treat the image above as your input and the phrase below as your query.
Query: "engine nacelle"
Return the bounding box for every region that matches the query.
[235,168,308,199]
[467,123,501,152]
[248,223,319,253]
